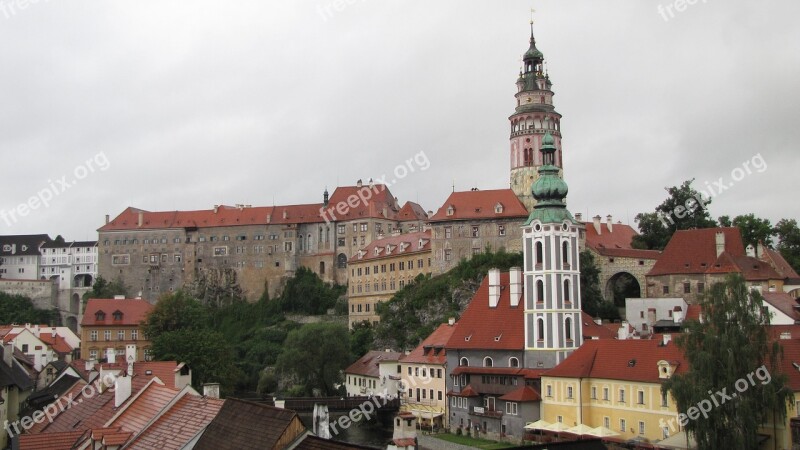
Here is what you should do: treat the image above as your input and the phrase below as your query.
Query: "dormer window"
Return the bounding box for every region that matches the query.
[657,360,675,379]
[446,205,455,216]
[95,311,106,321]
[112,310,123,321]
[495,203,504,214]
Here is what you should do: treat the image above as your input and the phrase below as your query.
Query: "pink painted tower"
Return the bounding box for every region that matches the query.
[509,22,564,212]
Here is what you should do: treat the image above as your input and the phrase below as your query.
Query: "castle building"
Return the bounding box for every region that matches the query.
[509,25,564,212]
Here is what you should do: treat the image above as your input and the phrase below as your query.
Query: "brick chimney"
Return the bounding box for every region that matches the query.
[488,269,501,308]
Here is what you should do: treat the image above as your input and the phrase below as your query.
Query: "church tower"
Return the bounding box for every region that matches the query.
[522,131,581,369]
[509,23,564,213]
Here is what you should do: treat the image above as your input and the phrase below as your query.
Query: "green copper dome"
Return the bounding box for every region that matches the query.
[532,169,568,201]
[525,131,577,225]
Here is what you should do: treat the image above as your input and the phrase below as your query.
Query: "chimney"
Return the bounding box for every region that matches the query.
[662,334,672,346]
[138,211,144,227]
[282,209,288,220]
[488,268,501,308]
[85,359,96,371]
[203,382,221,399]
[673,307,683,324]
[757,241,765,258]
[575,213,583,222]
[746,244,755,258]
[618,321,629,340]
[448,317,455,326]
[323,189,329,207]
[266,214,271,223]
[594,318,602,325]
[105,214,110,224]
[32,324,40,337]
[115,373,132,407]
[715,231,725,257]
[356,179,363,188]
[3,343,13,368]
[509,267,522,307]
[114,295,125,300]
[106,347,116,364]
[125,344,137,375]
[593,216,602,235]
[213,205,219,214]
[606,215,613,233]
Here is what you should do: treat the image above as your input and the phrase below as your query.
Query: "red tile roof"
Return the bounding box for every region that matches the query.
[38,332,75,354]
[193,398,305,450]
[762,247,800,279]
[648,228,746,276]
[397,201,428,222]
[125,394,225,450]
[401,323,457,365]
[81,299,153,327]
[106,383,182,436]
[544,339,688,383]
[580,312,618,340]
[325,184,400,221]
[498,385,542,402]
[448,385,479,397]
[27,380,88,434]
[584,221,660,260]
[295,435,379,449]
[445,272,524,351]
[349,230,431,263]
[19,430,86,450]
[97,361,184,388]
[103,431,133,445]
[762,292,800,322]
[345,350,403,378]
[429,189,528,222]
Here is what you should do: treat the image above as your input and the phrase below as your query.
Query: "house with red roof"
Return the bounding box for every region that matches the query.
[580,214,661,302]
[344,350,404,399]
[646,227,795,303]
[398,320,458,429]
[80,299,153,362]
[347,230,432,327]
[429,189,529,274]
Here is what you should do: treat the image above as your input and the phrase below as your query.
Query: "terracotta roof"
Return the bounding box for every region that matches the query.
[445,272,524,351]
[429,189,528,222]
[583,221,661,260]
[349,230,431,263]
[448,385,479,397]
[106,383,182,437]
[38,332,75,354]
[401,323,457,365]
[580,312,618,339]
[498,385,542,402]
[193,398,306,450]
[762,247,800,279]
[19,430,86,450]
[685,304,702,322]
[648,228,745,276]
[27,380,88,434]
[325,184,399,221]
[125,394,225,450]
[397,201,428,222]
[762,292,800,322]
[103,431,133,445]
[392,438,417,448]
[97,361,183,389]
[345,350,403,378]
[544,339,687,384]
[295,435,379,449]
[81,299,153,327]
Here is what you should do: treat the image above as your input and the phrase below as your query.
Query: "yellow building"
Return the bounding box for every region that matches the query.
[80,298,153,362]
[347,230,432,327]
[399,321,457,430]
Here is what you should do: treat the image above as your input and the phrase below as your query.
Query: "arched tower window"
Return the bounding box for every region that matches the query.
[535,241,544,266]
[562,241,569,266]
[564,279,571,303]
[459,357,469,367]
[536,280,545,303]
[509,357,519,368]
[537,318,545,341]
[565,317,573,341]
[483,357,493,368]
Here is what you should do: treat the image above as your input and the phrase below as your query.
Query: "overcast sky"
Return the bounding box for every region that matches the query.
[1,0,798,241]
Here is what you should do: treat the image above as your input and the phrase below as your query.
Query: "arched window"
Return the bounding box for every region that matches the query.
[337,253,347,269]
[564,279,570,303]
[459,357,469,367]
[535,241,544,266]
[483,357,493,368]
[562,241,569,266]
[565,317,573,341]
[509,357,519,368]
[537,318,545,341]
[536,280,545,303]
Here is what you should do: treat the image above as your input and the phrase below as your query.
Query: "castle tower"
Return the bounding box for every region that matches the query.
[509,23,564,212]
[522,131,581,369]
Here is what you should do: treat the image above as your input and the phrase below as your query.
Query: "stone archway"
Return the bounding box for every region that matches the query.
[605,272,642,308]
[66,316,78,333]
[71,293,81,314]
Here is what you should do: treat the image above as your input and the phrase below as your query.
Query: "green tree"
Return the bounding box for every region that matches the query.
[775,219,800,273]
[717,215,732,227]
[151,328,240,393]
[579,250,619,320]
[632,179,717,250]
[273,267,346,315]
[662,275,792,449]
[275,322,351,395]
[0,292,59,324]
[82,276,129,303]
[732,214,773,248]
[350,321,375,358]
[143,291,208,339]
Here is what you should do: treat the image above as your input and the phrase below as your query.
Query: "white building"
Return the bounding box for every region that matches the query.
[625,298,688,335]
[39,240,97,289]
[0,235,51,280]
[344,350,403,398]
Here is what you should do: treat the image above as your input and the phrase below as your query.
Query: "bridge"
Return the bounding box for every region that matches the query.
[281,396,400,412]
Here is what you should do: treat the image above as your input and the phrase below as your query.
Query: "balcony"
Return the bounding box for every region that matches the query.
[472,406,503,419]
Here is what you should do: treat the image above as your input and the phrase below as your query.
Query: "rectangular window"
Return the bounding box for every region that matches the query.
[698,282,705,293]
[619,389,625,403]
[90,331,98,341]
[131,330,138,341]
[214,246,228,256]
[663,285,670,295]
[444,227,452,239]
[498,225,506,236]
[112,254,130,265]
[471,226,479,237]
[639,421,645,435]
[638,390,645,405]
[683,282,691,294]
[360,223,368,232]
[620,419,627,433]
[444,249,452,261]
[89,349,98,360]
[118,330,125,341]
[104,330,111,341]
[590,386,597,399]
[604,417,610,429]
[567,386,573,399]
[661,392,668,407]
[603,387,609,401]
[546,385,552,397]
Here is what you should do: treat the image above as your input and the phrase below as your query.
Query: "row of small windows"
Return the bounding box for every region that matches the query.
[89,329,139,341]
[533,279,573,304]
[534,317,574,341]
[531,241,572,267]
[352,259,428,277]
[545,384,668,408]
[458,357,519,368]
[443,225,506,239]
[662,281,706,295]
